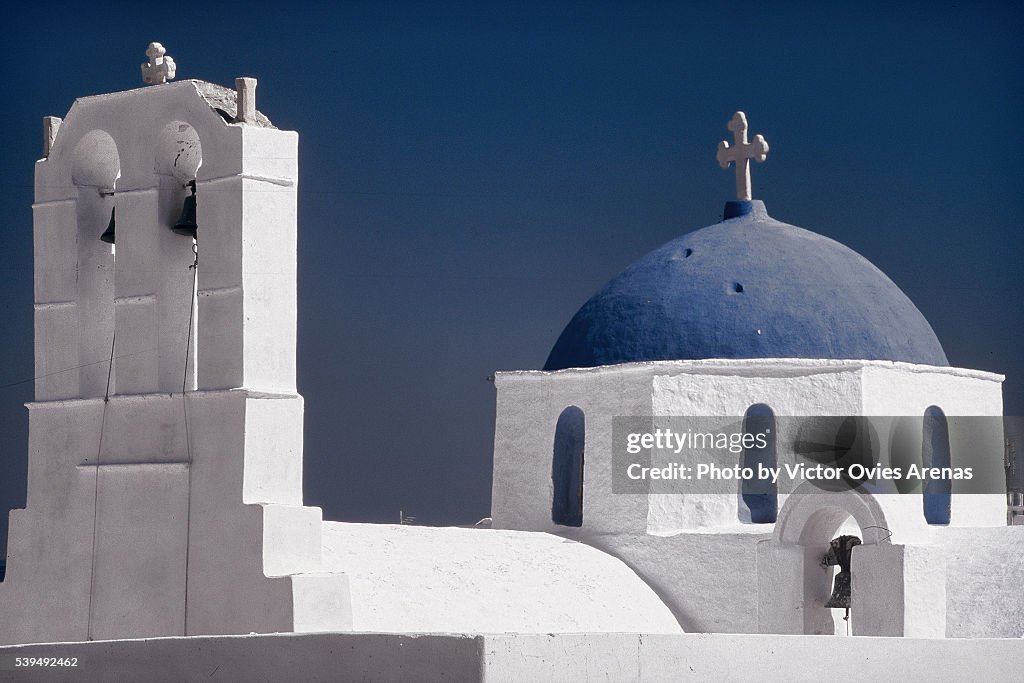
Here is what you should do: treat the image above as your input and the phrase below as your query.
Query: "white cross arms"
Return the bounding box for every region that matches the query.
[141,42,176,85]
[716,111,769,201]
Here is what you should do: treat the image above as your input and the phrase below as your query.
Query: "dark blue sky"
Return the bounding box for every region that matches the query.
[2,2,1022,553]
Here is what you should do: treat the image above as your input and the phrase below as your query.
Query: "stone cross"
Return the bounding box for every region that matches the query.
[141,42,176,85]
[716,111,769,201]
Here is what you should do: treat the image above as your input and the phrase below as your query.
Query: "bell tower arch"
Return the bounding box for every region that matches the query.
[0,48,350,645]
[756,482,946,638]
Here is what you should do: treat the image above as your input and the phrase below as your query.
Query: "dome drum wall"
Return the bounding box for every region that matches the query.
[492,358,1004,539]
[491,358,1006,634]
[544,201,949,371]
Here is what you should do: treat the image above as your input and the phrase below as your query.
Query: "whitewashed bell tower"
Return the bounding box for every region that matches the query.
[0,44,350,644]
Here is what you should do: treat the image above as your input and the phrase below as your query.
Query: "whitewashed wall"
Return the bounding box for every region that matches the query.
[2,631,1021,682]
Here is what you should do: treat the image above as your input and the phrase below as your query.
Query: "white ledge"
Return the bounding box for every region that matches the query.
[495,358,1005,383]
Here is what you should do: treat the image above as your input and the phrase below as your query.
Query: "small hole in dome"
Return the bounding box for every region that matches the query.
[734,282,744,293]
[684,248,693,258]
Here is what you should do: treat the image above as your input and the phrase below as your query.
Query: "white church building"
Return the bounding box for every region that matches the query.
[0,45,1021,681]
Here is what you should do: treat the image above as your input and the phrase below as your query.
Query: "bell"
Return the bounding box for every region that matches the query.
[825,567,852,609]
[172,181,198,238]
[99,207,116,244]
[823,534,861,610]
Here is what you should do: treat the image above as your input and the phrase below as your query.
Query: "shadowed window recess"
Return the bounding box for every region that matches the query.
[552,406,585,527]
[742,403,777,523]
[922,406,952,525]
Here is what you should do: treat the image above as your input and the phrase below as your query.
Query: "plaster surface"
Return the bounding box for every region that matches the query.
[321,522,683,634]
[941,526,1024,638]
[1,631,1022,682]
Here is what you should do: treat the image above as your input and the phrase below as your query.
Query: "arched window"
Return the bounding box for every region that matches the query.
[71,130,120,399]
[922,405,952,525]
[552,406,585,527]
[742,403,777,523]
[888,416,921,494]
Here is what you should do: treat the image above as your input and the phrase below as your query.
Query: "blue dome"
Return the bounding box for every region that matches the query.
[544,201,948,371]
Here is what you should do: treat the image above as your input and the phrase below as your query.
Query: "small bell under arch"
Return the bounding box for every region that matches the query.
[823,534,862,614]
[99,207,116,244]
[172,180,197,238]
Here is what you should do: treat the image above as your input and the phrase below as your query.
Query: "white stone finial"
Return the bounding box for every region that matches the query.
[235,77,258,124]
[716,111,769,201]
[42,116,62,158]
[141,42,177,85]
